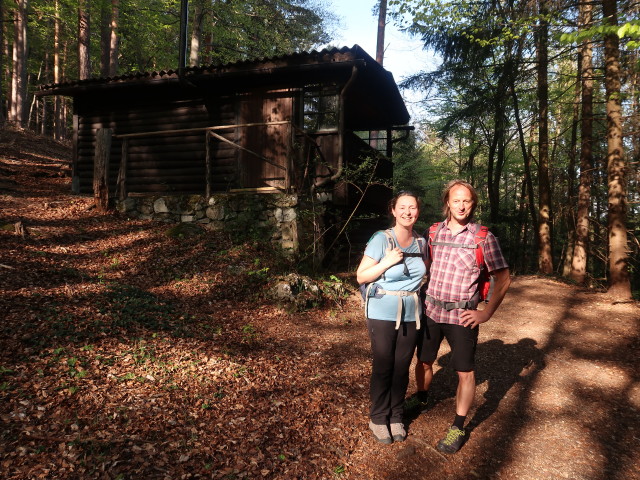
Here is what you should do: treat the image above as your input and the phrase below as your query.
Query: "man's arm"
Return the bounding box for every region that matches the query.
[459,267,511,328]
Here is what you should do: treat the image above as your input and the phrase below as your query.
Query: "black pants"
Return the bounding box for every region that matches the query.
[367,318,418,425]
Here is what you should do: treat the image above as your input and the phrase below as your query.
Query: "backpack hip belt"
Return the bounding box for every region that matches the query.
[424,292,480,311]
[375,289,421,330]
[360,228,427,329]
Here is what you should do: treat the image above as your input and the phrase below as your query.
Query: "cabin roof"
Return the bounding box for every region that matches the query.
[37,46,410,129]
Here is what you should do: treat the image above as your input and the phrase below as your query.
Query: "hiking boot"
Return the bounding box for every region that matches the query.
[368,421,392,444]
[404,392,429,414]
[390,422,407,442]
[436,426,467,454]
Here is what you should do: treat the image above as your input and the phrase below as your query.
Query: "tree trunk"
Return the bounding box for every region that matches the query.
[109,1,119,75]
[100,0,119,77]
[0,0,4,126]
[3,24,11,117]
[561,52,581,278]
[100,1,110,76]
[54,0,64,140]
[94,128,112,212]
[190,0,205,66]
[570,1,594,285]
[490,70,509,226]
[536,0,553,274]
[510,77,537,237]
[78,0,91,80]
[9,0,29,128]
[602,0,632,299]
[376,0,387,66]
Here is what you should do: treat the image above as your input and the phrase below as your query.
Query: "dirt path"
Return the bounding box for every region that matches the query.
[342,276,639,479]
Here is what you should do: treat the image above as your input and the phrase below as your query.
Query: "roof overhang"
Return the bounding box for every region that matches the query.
[37,46,410,129]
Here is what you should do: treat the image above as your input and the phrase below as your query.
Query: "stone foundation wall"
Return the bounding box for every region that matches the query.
[116,193,301,251]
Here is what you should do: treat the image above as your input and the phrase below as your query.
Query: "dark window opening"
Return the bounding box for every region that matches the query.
[301,85,339,132]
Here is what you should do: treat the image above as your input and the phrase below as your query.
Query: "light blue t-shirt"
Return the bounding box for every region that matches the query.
[363,230,427,322]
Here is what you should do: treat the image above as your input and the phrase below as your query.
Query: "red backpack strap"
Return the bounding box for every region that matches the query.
[426,222,439,260]
[474,225,489,269]
[428,222,440,239]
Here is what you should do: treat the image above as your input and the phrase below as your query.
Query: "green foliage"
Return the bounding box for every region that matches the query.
[333,464,346,475]
[559,21,640,48]
[240,324,257,344]
[15,0,335,83]
[341,154,392,191]
[320,274,349,306]
[392,129,455,223]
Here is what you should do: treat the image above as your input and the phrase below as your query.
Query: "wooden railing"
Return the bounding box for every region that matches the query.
[92,122,328,209]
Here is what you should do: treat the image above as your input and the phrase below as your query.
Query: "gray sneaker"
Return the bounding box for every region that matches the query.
[368,421,392,444]
[390,422,406,442]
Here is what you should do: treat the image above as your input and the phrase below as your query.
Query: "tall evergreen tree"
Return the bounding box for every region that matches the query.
[570,0,594,285]
[602,0,632,298]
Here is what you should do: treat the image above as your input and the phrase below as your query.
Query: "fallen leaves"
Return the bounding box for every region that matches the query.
[2,128,640,480]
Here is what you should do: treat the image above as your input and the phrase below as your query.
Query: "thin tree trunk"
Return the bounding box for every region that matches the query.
[9,0,29,128]
[487,101,503,225]
[491,71,509,226]
[536,0,553,273]
[100,1,110,76]
[515,176,528,271]
[602,0,631,298]
[54,0,64,140]
[109,0,119,75]
[78,0,91,80]
[0,0,4,126]
[41,51,50,135]
[376,0,387,66]
[510,76,537,234]
[100,0,119,76]
[190,0,205,66]
[4,21,11,118]
[570,1,594,284]
[28,62,43,129]
[561,51,581,278]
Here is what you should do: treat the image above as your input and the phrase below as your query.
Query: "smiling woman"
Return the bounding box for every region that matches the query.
[356,190,428,445]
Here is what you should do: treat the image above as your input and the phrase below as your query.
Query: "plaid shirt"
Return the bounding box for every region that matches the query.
[424,221,508,325]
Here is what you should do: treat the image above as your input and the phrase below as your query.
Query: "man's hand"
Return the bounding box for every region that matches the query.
[459,309,490,328]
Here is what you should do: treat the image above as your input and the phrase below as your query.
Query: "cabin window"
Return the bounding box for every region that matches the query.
[301,85,339,132]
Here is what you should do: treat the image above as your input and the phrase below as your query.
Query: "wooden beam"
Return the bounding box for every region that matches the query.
[117,138,128,201]
[94,128,112,212]
[114,121,290,139]
[205,131,212,198]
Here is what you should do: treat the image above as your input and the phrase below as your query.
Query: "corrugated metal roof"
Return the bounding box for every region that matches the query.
[38,45,378,94]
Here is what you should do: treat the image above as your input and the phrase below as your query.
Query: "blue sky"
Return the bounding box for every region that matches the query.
[323,0,437,120]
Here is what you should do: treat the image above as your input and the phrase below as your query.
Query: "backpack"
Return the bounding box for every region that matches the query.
[427,222,493,304]
[359,229,427,328]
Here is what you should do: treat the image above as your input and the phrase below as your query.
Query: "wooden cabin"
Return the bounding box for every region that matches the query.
[37,46,411,265]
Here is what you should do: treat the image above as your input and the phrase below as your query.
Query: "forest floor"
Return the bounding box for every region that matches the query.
[0,127,639,480]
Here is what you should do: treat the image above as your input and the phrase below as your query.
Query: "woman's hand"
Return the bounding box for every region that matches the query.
[356,247,404,285]
[382,247,404,268]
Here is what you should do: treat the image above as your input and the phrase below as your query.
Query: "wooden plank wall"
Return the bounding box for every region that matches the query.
[76,98,236,195]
